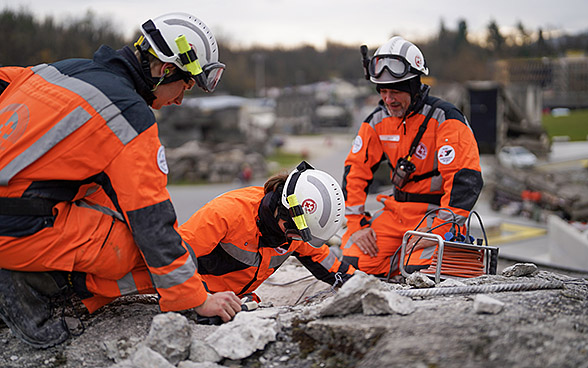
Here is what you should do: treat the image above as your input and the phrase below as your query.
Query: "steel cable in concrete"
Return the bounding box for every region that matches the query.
[395,281,564,297]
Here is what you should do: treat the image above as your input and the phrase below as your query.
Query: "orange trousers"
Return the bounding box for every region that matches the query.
[341,205,437,277]
[0,201,156,313]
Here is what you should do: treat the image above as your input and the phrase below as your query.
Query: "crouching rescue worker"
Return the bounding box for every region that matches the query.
[0,12,239,348]
[79,162,356,323]
[341,36,483,277]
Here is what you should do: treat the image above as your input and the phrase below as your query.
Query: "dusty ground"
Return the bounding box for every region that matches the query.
[1,257,587,368]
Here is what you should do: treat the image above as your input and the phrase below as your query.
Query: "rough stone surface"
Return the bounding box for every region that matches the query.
[473,294,505,314]
[103,336,142,363]
[361,290,416,316]
[406,271,436,288]
[146,312,192,365]
[1,259,587,368]
[319,271,387,317]
[126,345,175,368]
[502,262,539,277]
[188,336,221,363]
[204,312,278,360]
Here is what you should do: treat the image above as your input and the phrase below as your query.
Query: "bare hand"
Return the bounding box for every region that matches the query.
[351,227,378,257]
[194,291,242,323]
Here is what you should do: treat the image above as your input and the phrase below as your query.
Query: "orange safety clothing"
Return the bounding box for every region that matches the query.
[181,186,355,296]
[341,96,483,276]
[0,46,207,312]
[78,186,355,308]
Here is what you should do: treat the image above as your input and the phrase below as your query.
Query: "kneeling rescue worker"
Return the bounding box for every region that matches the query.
[340,36,484,277]
[0,12,236,348]
[80,162,356,324]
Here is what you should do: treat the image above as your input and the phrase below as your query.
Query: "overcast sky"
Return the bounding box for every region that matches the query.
[3,0,588,49]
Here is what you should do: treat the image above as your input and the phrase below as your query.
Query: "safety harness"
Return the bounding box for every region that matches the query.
[0,197,58,216]
[392,99,443,205]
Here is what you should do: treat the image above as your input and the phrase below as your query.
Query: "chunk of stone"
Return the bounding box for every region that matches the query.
[204,312,278,360]
[146,313,192,365]
[319,271,387,317]
[188,337,221,363]
[361,290,416,316]
[406,272,435,288]
[131,345,176,368]
[501,263,538,277]
[473,294,505,314]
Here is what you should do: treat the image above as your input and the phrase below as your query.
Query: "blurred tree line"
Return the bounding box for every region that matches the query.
[2,9,587,96]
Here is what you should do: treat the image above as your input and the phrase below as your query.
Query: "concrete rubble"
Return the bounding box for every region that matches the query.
[473,294,505,314]
[501,262,539,277]
[1,260,587,368]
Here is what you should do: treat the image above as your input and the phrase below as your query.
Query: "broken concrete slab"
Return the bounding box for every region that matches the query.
[146,313,192,365]
[204,312,278,360]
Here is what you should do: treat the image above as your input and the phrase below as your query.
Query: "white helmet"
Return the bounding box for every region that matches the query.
[281,162,344,248]
[137,12,225,92]
[362,36,429,84]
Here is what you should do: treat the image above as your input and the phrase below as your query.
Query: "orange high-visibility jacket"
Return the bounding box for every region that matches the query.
[0,46,206,311]
[343,96,483,237]
[179,186,355,298]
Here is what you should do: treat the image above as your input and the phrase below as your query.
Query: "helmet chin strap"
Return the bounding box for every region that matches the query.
[135,41,160,90]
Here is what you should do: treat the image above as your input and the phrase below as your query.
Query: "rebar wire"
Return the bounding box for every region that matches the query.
[295,272,344,305]
[395,281,564,297]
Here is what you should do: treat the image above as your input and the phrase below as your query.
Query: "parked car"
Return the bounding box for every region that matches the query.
[497,146,538,169]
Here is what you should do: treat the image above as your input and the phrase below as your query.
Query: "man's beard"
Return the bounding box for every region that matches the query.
[385,104,406,118]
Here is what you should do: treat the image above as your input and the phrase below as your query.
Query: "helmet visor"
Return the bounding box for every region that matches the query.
[369,54,411,79]
[196,62,225,92]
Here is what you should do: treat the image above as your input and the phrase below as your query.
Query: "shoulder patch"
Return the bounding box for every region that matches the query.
[351,135,363,154]
[157,145,169,174]
[438,145,455,165]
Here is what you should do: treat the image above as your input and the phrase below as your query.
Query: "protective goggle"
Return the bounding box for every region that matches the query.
[194,61,225,93]
[172,62,225,93]
[368,54,416,79]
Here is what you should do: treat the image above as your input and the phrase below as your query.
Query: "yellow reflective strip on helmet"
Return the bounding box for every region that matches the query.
[134,35,159,58]
[175,35,203,76]
[287,194,309,231]
[133,35,144,48]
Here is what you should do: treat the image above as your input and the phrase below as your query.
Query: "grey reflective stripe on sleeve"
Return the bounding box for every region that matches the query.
[345,204,365,216]
[269,252,293,269]
[220,242,260,267]
[117,271,138,296]
[438,209,467,225]
[31,64,138,145]
[0,106,90,185]
[150,257,197,289]
[319,250,337,271]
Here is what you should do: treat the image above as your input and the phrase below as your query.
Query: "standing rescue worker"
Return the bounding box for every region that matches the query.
[0,12,241,348]
[81,162,355,322]
[341,36,483,277]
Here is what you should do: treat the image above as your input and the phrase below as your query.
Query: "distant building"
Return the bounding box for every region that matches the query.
[494,54,588,109]
[158,95,274,152]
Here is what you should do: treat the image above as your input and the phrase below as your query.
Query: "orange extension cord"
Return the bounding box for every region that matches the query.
[421,245,486,278]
